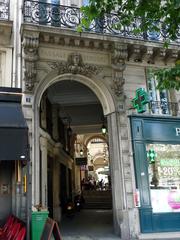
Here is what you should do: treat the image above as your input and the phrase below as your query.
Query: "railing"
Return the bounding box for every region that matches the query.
[23,0,180,43]
[0,0,9,20]
[149,101,179,116]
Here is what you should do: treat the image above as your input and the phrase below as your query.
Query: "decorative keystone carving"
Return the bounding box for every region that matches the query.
[22,33,39,91]
[49,52,101,76]
[111,43,127,97]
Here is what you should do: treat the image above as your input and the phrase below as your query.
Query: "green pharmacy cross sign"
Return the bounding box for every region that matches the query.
[147,149,157,163]
[132,88,149,113]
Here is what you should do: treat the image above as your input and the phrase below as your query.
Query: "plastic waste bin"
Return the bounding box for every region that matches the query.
[31,211,49,240]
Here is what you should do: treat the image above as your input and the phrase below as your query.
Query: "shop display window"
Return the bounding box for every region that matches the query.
[147,143,180,213]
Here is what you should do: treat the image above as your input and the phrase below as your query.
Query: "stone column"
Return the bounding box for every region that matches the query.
[40,136,48,207]
[107,112,130,239]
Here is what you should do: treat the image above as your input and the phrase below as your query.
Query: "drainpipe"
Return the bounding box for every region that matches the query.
[12,0,17,87]
[12,0,23,88]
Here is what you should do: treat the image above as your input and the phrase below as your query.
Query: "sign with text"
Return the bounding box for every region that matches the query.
[75,157,87,166]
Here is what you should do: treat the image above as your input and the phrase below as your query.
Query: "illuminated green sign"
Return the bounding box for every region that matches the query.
[132,88,149,113]
[160,159,180,167]
[147,149,157,163]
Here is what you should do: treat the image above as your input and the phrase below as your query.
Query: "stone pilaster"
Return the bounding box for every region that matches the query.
[111,43,127,99]
[22,32,39,92]
[107,112,130,239]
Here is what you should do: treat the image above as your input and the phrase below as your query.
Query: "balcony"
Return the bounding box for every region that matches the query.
[149,101,179,116]
[23,0,180,44]
[130,101,179,117]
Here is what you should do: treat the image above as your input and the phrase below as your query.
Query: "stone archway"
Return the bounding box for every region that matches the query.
[30,72,129,238]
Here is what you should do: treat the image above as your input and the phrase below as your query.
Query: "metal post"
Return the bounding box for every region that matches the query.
[26,143,31,240]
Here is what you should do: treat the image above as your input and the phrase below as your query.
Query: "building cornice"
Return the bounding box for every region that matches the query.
[22,23,180,65]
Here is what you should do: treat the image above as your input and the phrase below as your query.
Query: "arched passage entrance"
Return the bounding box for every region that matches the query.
[31,73,129,238]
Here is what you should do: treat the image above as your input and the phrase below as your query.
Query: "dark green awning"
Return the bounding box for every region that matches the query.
[0,89,28,161]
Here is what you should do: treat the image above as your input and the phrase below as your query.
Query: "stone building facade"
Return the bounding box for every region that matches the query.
[0,0,180,239]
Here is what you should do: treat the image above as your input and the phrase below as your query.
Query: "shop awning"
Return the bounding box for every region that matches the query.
[0,88,28,161]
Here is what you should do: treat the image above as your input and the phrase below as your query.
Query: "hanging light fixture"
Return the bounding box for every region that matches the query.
[80,149,83,156]
[101,115,107,135]
[101,124,107,135]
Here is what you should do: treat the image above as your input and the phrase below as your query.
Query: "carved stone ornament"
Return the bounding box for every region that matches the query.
[22,34,39,91]
[111,73,125,96]
[111,43,127,97]
[49,52,101,76]
[112,43,128,65]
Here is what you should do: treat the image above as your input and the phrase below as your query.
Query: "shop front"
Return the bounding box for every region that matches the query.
[0,87,29,229]
[130,115,180,233]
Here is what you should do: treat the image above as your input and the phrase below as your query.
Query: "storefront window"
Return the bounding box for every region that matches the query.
[147,143,180,213]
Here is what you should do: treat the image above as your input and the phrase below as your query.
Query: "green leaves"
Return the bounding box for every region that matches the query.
[80,0,180,41]
[79,0,180,91]
[154,61,180,90]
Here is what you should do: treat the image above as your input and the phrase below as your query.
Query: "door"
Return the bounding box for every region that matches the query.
[0,161,13,226]
[68,168,72,200]
[60,164,67,213]
[146,143,180,232]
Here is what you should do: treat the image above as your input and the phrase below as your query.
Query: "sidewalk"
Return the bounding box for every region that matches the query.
[60,209,120,239]
[60,209,180,240]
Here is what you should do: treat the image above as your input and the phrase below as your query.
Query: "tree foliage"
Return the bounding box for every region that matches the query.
[81,0,180,40]
[80,0,180,90]
[154,61,180,91]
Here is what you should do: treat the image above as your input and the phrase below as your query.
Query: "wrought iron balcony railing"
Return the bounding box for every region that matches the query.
[23,0,180,43]
[0,0,9,20]
[149,101,179,116]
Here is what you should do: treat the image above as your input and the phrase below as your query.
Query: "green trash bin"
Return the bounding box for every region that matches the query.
[31,211,49,240]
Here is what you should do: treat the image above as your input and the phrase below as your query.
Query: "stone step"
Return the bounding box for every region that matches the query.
[83,190,112,196]
[82,190,112,209]
[83,202,112,209]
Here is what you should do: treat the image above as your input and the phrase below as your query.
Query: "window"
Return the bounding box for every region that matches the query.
[51,0,60,26]
[51,0,60,3]
[38,0,60,26]
[82,0,89,6]
[146,68,169,115]
[147,143,180,213]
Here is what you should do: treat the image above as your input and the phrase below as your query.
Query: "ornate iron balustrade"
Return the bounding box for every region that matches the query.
[149,101,179,116]
[0,0,9,20]
[23,0,180,43]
